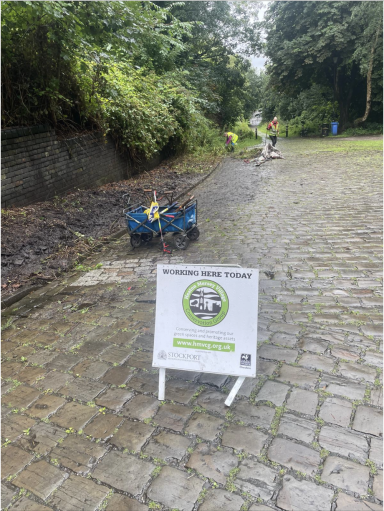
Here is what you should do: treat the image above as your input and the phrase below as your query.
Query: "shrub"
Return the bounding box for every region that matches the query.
[77,58,217,160]
[341,122,383,136]
[230,119,254,140]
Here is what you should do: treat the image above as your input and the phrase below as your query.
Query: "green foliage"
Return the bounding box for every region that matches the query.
[270,405,286,435]
[262,83,339,136]
[148,501,162,510]
[226,467,240,493]
[89,60,211,158]
[231,120,255,140]
[263,1,383,130]
[1,317,15,331]
[151,466,162,478]
[167,1,262,125]
[366,459,378,476]
[197,488,208,503]
[339,122,383,137]
[2,1,190,123]
[2,1,263,159]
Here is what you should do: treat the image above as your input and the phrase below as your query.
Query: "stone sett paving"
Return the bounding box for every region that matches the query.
[1,136,383,511]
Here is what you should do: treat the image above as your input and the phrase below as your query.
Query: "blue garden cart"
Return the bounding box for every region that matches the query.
[123,194,199,250]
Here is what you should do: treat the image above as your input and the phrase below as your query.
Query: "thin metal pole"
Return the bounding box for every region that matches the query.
[158,368,166,400]
[225,377,246,407]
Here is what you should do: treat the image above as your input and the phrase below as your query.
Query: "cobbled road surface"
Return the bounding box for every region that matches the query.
[2,136,383,511]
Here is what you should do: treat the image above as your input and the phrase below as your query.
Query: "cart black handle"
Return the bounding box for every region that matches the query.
[122,193,131,212]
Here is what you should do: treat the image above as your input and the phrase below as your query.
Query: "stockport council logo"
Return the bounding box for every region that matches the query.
[182,280,229,327]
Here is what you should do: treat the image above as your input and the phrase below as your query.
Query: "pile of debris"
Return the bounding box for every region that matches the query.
[244,143,284,166]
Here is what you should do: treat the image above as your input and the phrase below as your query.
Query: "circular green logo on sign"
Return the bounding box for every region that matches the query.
[183,280,229,327]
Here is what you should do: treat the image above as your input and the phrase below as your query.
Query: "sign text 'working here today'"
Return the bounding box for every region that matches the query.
[162,268,252,279]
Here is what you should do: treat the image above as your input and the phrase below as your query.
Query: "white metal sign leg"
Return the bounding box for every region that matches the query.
[225,376,245,407]
[158,368,166,401]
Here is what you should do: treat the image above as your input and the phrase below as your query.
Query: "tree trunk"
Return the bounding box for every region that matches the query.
[354,23,381,126]
[339,102,349,132]
[336,65,357,132]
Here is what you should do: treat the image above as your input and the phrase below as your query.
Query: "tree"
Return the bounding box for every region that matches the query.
[263,1,383,130]
[1,1,191,127]
[351,2,383,125]
[157,1,263,125]
[242,68,264,119]
[2,0,264,158]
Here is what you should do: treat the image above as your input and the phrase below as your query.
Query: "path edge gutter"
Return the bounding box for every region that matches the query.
[1,158,226,310]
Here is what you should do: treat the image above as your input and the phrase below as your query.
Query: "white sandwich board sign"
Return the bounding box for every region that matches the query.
[152,264,259,405]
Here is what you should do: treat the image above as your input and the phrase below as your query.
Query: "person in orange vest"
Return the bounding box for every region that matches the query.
[267,117,279,147]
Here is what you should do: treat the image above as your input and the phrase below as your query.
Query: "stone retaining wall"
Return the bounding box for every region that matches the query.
[1,125,160,208]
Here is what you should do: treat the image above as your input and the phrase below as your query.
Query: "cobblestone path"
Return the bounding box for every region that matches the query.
[2,136,383,511]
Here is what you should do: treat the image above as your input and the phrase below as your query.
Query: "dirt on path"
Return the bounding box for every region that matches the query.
[1,155,221,297]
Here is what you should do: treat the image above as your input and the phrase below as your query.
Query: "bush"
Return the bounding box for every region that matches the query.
[230,119,254,140]
[341,122,383,137]
[76,58,218,160]
[278,115,327,137]
[2,2,262,160]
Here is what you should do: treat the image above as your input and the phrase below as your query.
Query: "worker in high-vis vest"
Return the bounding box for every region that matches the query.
[224,131,238,152]
[267,117,279,147]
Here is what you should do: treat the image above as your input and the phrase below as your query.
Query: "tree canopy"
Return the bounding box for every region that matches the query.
[1,1,263,159]
[263,1,383,129]
[3,0,379,148]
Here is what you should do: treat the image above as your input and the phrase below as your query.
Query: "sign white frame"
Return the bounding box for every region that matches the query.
[153,264,258,407]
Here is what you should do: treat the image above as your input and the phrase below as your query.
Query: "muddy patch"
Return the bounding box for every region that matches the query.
[2,156,221,296]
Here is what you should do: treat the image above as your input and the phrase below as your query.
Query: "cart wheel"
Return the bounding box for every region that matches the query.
[187,227,200,241]
[173,234,190,250]
[141,233,153,243]
[130,234,142,248]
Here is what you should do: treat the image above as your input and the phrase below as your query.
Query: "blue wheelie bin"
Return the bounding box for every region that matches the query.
[331,121,339,136]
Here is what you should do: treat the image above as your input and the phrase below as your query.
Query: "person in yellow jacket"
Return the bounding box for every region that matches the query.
[224,131,238,152]
[267,117,279,147]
